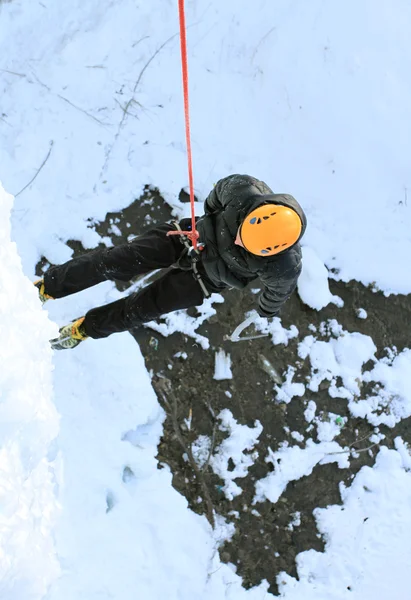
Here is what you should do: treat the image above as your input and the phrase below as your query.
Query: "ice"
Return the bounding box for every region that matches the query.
[214,349,233,380]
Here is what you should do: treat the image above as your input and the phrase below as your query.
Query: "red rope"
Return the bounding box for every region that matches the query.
[173,0,199,249]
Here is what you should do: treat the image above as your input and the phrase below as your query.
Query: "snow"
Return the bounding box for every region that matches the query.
[274,366,305,404]
[353,348,411,427]
[254,440,350,505]
[394,437,411,471]
[290,431,304,443]
[287,512,301,531]
[294,324,411,428]
[297,246,343,310]
[254,315,299,346]
[304,400,317,423]
[0,183,60,600]
[277,447,411,600]
[1,0,411,598]
[2,184,272,600]
[210,410,263,501]
[315,412,346,443]
[192,435,212,469]
[304,329,376,397]
[146,295,224,349]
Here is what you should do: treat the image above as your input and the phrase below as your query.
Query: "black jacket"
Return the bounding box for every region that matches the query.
[196,174,307,317]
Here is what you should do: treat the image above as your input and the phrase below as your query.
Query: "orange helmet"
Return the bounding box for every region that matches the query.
[239,204,302,256]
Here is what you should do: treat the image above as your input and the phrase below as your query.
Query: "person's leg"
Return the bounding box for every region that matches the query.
[43,222,183,299]
[82,268,208,339]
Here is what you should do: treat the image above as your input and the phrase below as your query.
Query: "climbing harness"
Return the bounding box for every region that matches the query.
[224,311,269,343]
[173,221,210,298]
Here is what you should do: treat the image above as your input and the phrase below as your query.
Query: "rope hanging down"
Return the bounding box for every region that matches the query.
[168,0,199,249]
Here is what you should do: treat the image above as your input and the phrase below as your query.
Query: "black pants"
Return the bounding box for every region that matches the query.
[44,221,222,339]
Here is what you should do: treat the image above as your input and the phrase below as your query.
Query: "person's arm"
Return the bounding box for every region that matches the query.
[257,251,302,317]
[203,176,232,213]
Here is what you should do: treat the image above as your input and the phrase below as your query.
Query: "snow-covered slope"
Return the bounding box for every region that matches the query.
[0,184,273,599]
[0,184,60,599]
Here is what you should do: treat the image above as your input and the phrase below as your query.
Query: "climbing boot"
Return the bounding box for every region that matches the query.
[34,279,54,304]
[51,317,88,350]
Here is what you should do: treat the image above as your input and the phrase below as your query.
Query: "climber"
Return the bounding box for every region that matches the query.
[35,174,306,349]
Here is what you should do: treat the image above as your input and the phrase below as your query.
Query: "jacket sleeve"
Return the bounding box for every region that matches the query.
[257,252,302,318]
[203,175,234,213]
